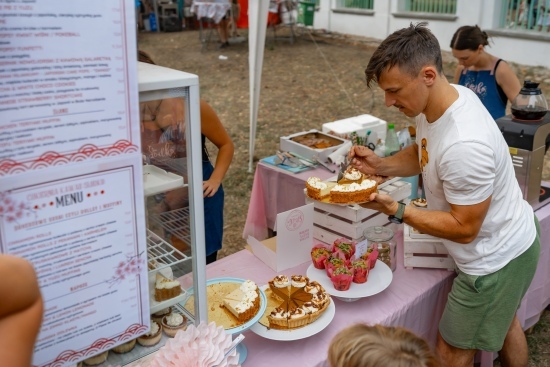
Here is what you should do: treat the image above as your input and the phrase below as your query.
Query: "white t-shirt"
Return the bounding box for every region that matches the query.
[416,84,535,275]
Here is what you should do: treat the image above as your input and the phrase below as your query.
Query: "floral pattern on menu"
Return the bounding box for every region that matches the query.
[0,191,35,223]
[107,252,146,287]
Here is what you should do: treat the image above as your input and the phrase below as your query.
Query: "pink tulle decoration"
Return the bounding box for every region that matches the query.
[133,322,240,367]
[311,244,331,269]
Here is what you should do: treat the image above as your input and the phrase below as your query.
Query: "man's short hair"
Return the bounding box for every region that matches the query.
[365,22,444,88]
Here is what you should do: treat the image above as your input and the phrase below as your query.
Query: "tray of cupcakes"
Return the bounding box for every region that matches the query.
[80,306,189,366]
[306,238,393,302]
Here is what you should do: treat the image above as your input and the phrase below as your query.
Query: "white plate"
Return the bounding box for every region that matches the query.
[249,285,336,341]
[306,260,393,301]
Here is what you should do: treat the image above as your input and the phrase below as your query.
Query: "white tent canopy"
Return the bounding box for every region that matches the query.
[247,1,270,172]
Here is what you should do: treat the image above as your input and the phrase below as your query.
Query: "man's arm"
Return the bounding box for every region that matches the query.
[363,193,490,244]
[349,143,421,178]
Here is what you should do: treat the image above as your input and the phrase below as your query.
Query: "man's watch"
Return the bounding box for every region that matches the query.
[388,202,406,224]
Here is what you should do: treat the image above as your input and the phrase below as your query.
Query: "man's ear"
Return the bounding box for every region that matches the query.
[421,66,437,86]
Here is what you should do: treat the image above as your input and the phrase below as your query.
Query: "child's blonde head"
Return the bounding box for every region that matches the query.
[328,324,441,367]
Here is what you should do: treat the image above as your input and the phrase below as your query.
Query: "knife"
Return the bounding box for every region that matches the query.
[278,151,302,167]
[312,157,336,173]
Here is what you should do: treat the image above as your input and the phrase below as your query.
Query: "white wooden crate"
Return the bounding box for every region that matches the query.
[306,180,412,242]
[403,224,456,271]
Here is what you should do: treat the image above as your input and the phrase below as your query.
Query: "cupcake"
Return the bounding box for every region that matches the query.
[351,259,369,284]
[137,320,162,347]
[112,338,136,354]
[332,238,356,260]
[361,246,379,270]
[162,312,187,337]
[83,350,109,366]
[310,245,331,269]
[152,306,172,323]
[324,256,349,278]
[330,266,353,291]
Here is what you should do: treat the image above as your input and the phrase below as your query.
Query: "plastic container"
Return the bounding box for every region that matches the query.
[385,123,400,157]
[298,1,315,26]
[363,226,396,272]
[149,12,157,32]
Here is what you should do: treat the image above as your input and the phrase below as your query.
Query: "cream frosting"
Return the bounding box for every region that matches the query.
[291,275,308,288]
[301,302,319,314]
[306,177,328,189]
[165,313,184,327]
[304,282,322,294]
[343,169,362,180]
[270,307,289,319]
[156,278,180,289]
[273,275,290,288]
[240,280,257,292]
[331,179,376,192]
[289,308,307,319]
[146,321,160,336]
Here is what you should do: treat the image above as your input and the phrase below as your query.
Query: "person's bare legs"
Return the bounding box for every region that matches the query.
[217,18,229,46]
[498,315,528,367]
[436,331,476,367]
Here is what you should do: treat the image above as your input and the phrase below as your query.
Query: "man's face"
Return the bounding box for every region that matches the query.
[378,65,427,118]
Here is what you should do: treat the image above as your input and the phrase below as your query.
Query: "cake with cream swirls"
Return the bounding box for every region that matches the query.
[266,275,331,329]
[222,280,261,323]
[306,168,378,204]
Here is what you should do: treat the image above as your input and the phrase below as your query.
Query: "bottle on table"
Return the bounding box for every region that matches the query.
[385,123,400,157]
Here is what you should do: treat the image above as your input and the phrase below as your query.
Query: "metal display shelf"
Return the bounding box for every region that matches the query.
[148,207,192,249]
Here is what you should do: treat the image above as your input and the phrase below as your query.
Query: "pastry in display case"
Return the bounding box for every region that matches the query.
[93,62,208,366]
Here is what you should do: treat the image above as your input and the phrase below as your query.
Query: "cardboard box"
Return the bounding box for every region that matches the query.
[280,129,348,163]
[322,114,387,141]
[247,204,314,272]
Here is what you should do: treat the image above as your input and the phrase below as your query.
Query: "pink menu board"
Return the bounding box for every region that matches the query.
[0,0,139,175]
[0,1,149,366]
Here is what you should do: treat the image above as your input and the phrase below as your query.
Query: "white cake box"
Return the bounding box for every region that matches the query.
[403,224,456,271]
[306,179,412,243]
[280,129,349,163]
[322,114,387,141]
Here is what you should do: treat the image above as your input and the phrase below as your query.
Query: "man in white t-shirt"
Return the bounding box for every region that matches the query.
[350,23,540,367]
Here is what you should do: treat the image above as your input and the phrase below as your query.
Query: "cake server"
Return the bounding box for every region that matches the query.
[213,334,245,367]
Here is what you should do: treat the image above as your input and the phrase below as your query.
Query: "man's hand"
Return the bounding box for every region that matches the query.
[348,145,381,175]
[359,192,399,216]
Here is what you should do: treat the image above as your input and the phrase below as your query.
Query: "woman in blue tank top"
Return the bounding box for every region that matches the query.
[450,25,521,120]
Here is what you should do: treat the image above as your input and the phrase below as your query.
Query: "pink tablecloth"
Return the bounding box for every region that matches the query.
[236,203,549,366]
[243,162,337,240]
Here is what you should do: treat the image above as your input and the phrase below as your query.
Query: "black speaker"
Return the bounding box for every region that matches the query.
[160,15,182,32]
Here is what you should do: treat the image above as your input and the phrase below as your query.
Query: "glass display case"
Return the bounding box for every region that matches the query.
[95,62,208,366]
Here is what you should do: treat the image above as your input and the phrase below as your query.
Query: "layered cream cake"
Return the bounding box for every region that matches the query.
[222,280,260,323]
[154,273,181,302]
[306,172,378,204]
[330,179,377,203]
[305,177,333,200]
[266,275,331,330]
